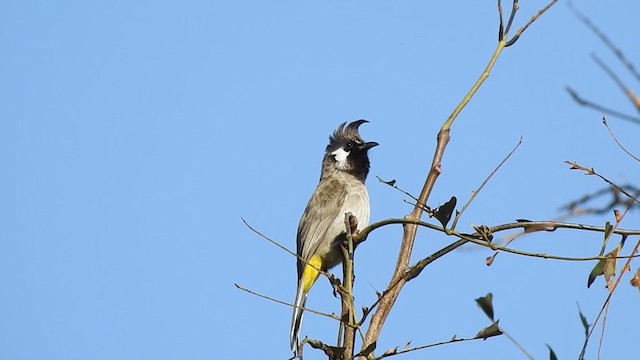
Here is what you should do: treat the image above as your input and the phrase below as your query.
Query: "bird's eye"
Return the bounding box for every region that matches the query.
[344,142,354,151]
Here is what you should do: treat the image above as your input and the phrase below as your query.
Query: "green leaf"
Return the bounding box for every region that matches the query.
[577,303,590,338]
[587,258,605,288]
[587,245,620,288]
[475,293,495,321]
[604,221,613,240]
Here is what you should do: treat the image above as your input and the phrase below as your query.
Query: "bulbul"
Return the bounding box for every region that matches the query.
[290,120,378,356]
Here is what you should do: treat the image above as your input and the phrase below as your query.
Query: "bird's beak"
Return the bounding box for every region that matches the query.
[360,141,379,151]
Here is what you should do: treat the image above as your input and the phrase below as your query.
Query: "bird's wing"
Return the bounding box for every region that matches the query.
[296,177,347,278]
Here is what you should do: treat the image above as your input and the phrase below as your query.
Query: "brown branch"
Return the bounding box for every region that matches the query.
[360,127,450,357]
[339,213,357,358]
[358,2,566,352]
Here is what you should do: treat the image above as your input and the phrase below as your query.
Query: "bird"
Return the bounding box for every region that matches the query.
[290,119,378,357]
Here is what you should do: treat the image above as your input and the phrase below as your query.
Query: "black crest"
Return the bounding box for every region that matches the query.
[320,120,377,182]
[326,119,368,152]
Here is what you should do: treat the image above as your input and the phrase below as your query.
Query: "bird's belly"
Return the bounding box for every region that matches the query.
[319,184,370,270]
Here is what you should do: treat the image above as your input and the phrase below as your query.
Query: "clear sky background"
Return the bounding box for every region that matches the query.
[2,1,639,359]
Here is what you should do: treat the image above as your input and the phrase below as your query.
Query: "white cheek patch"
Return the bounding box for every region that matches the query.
[331,148,350,169]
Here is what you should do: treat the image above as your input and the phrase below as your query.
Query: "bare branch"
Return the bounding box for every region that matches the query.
[560,184,640,216]
[373,334,493,359]
[234,283,341,322]
[241,217,332,282]
[568,1,640,84]
[376,176,422,207]
[591,54,640,112]
[565,161,640,206]
[505,0,558,47]
[602,115,640,163]
[565,86,640,124]
[451,136,523,230]
[339,213,358,358]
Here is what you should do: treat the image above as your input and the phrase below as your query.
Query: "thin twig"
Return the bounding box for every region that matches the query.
[560,184,640,216]
[505,0,558,47]
[357,218,640,245]
[451,136,523,230]
[568,1,640,83]
[241,217,331,280]
[500,328,533,360]
[602,115,640,162]
[376,176,422,206]
[565,87,640,124]
[504,0,519,38]
[565,162,640,206]
[497,0,504,40]
[234,283,341,321]
[372,335,490,359]
[591,53,639,110]
[591,54,628,95]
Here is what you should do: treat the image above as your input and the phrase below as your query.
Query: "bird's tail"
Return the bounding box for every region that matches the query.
[290,281,307,356]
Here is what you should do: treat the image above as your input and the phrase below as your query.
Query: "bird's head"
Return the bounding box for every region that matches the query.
[321,119,378,182]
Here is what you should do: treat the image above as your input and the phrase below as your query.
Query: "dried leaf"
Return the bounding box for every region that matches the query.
[546,344,558,360]
[522,222,552,234]
[402,341,411,351]
[475,320,502,339]
[630,268,640,290]
[382,347,397,356]
[604,245,621,286]
[475,293,495,321]
[564,161,595,175]
[486,254,496,266]
[614,209,622,223]
[433,196,457,228]
[473,224,494,242]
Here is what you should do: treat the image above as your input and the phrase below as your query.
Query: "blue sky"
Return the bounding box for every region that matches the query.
[2,1,639,359]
